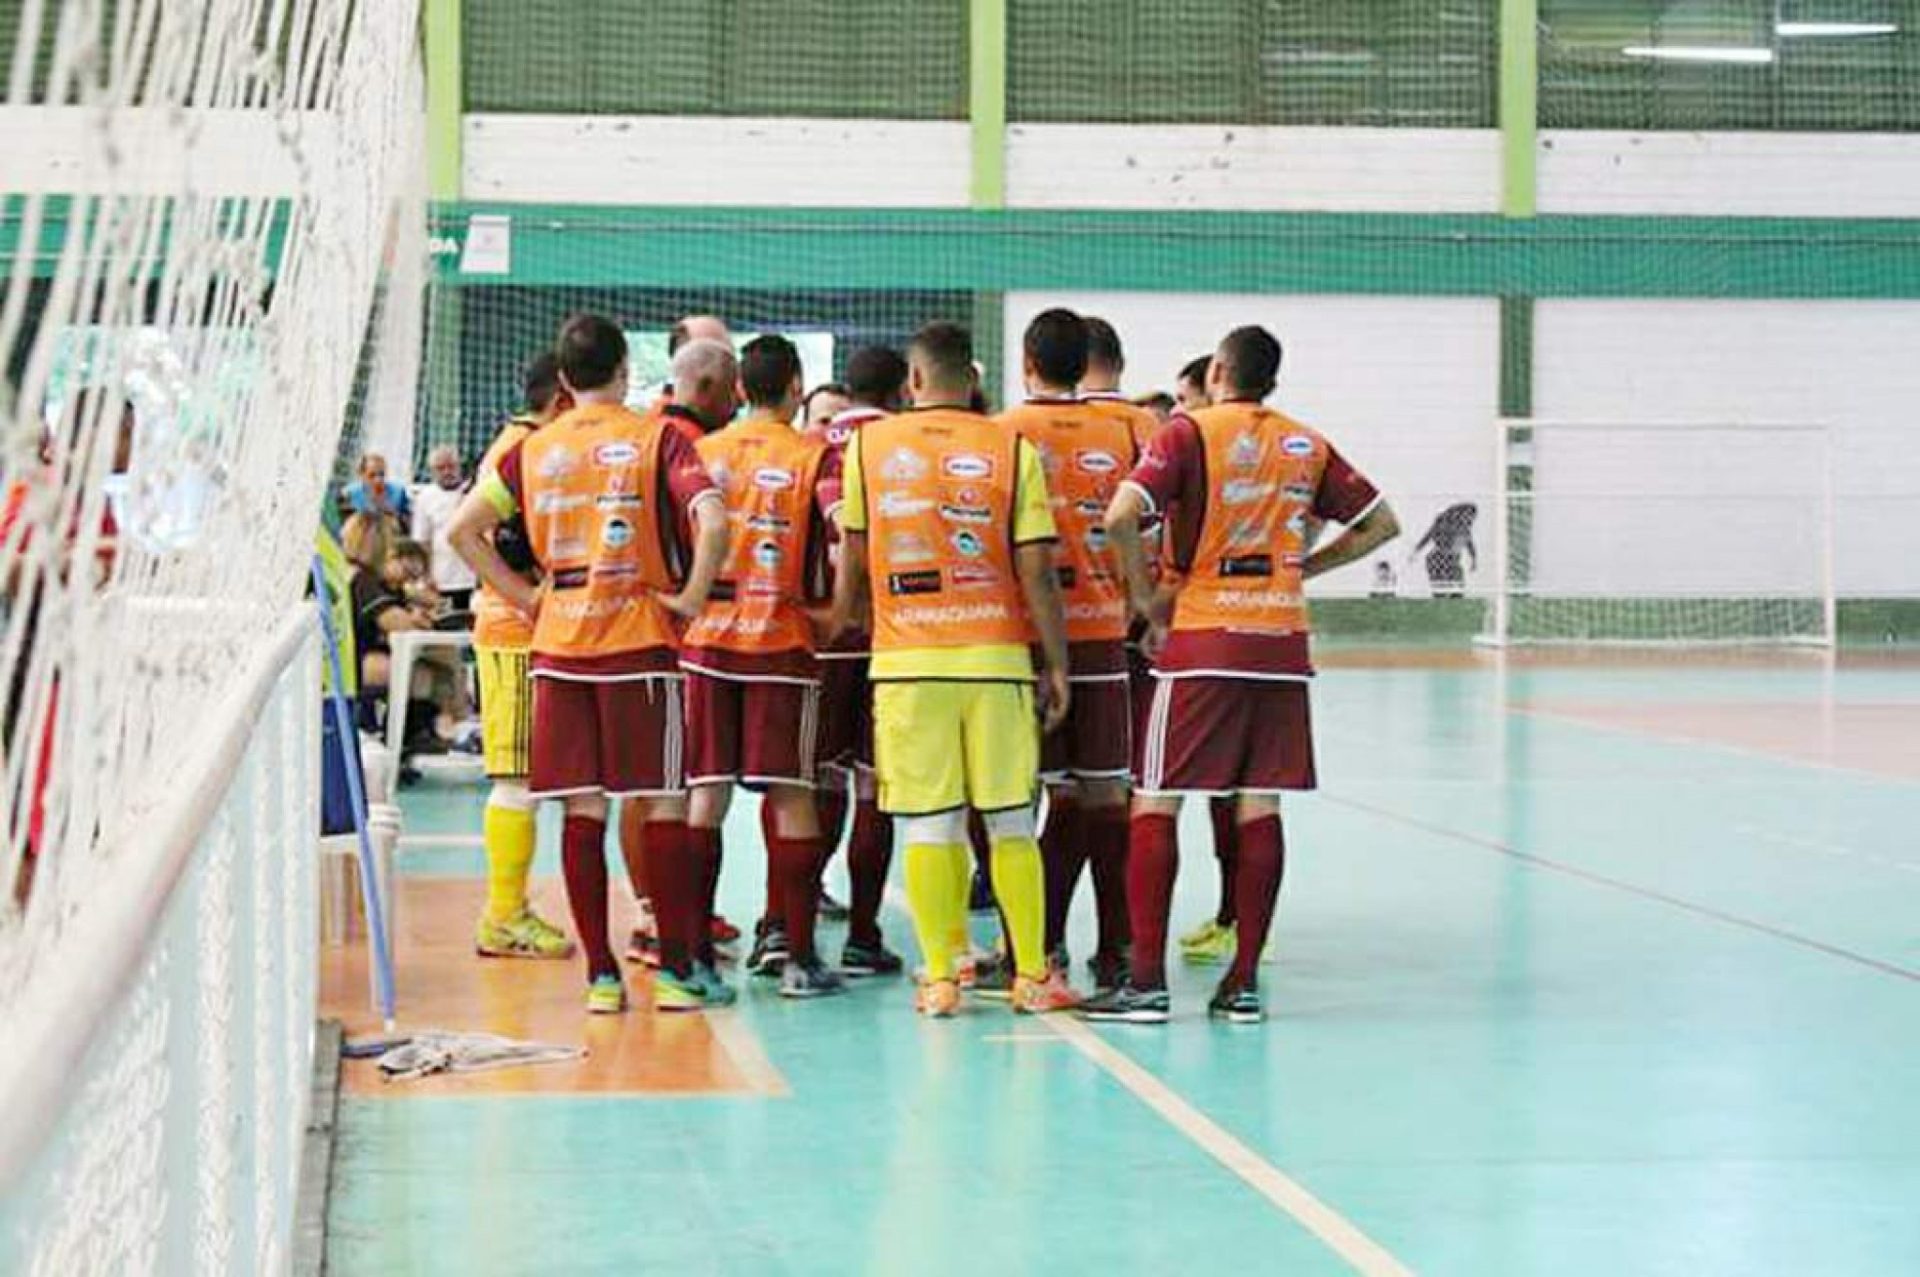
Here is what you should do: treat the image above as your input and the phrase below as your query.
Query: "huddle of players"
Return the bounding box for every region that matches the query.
[448,306,1399,1023]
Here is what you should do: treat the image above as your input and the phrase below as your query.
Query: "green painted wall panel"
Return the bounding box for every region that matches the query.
[425,205,1920,299]
[1007,0,1498,127]
[461,0,968,118]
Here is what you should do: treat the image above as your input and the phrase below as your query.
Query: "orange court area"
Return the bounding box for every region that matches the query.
[320,875,786,1099]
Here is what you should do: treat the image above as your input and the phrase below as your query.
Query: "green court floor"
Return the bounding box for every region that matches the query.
[326,659,1920,1277]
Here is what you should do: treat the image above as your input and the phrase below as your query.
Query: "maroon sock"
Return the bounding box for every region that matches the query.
[646,821,698,977]
[1083,803,1131,956]
[846,799,894,948]
[759,801,781,930]
[618,805,651,904]
[695,825,723,966]
[1229,815,1285,986]
[1126,813,1178,990]
[817,783,850,858]
[1040,795,1084,954]
[771,833,827,962]
[560,815,617,980]
[1209,795,1240,927]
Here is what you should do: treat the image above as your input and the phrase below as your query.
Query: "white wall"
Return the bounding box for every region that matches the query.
[1002,292,1501,595]
[463,115,971,207]
[0,106,334,196]
[1538,131,1920,217]
[1534,301,1920,596]
[1007,126,1499,212]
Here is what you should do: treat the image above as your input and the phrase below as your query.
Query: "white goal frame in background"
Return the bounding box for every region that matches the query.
[1482,418,1837,648]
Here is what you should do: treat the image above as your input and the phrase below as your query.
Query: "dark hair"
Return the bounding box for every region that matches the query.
[908,321,973,386]
[522,351,561,411]
[1178,355,1212,388]
[1136,390,1174,415]
[1022,308,1089,389]
[845,345,908,407]
[1082,316,1123,372]
[555,313,627,392]
[390,538,429,567]
[1217,326,1282,399]
[667,318,695,355]
[968,385,991,414]
[802,382,848,422]
[740,334,803,408]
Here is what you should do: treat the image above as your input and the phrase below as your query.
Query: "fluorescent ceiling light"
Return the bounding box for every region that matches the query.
[1621,45,1775,64]
[1777,22,1899,37]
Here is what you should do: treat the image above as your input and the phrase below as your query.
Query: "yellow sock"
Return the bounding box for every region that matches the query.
[989,836,1046,979]
[483,803,538,923]
[905,842,965,980]
[945,842,973,955]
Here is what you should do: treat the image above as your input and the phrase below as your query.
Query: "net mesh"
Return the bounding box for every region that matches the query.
[1490,421,1834,646]
[0,0,421,1263]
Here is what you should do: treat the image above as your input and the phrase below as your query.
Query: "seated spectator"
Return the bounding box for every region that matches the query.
[341,516,467,760]
[344,451,411,525]
[409,444,476,614]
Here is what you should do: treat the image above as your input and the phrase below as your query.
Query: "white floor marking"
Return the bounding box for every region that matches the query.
[396,833,485,849]
[703,1010,790,1098]
[1042,1015,1414,1277]
[1731,822,1920,876]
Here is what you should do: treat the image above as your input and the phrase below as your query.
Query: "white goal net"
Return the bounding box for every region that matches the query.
[0,1,422,1271]
[1483,419,1836,647]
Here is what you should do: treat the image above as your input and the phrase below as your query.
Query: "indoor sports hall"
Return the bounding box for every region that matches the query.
[2,4,1916,1275]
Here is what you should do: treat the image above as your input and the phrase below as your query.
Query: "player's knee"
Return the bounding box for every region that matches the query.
[900,809,966,846]
[982,806,1037,842]
[487,780,533,812]
[564,792,610,822]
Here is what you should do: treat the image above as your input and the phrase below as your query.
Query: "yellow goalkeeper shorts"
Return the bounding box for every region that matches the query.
[872,681,1039,817]
[474,644,532,779]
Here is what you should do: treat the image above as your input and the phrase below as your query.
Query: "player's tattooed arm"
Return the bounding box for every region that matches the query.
[1304,500,1401,581]
[1103,482,1167,638]
[658,491,730,620]
[1015,540,1072,734]
[826,530,871,643]
[448,489,539,618]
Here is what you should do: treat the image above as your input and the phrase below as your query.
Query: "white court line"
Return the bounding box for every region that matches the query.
[1730,823,1920,876]
[703,1010,790,1098]
[396,833,485,849]
[885,885,1411,1271]
[1043,1016,1414,1277]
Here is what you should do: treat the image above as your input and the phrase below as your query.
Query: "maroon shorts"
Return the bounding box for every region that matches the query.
[1135,675,1317,795]
[817,654,873,770]
[530,674,685,798]
[1041,676,1133,782]
[1127,645,1155,744]
[685,670,822,788]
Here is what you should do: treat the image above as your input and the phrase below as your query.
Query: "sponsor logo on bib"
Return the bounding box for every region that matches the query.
[880,448,929,482]
[1281,434,1315,457]
[942,453,993,480]
[950,529,986,558]
[1075,449,1120,475]
[602,518,635,550]
[594,442,640,466]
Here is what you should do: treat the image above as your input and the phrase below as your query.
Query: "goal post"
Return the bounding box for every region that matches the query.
[1481,418,1837,648]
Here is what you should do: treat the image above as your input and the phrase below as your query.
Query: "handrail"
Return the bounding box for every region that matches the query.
[0,602,314,1189]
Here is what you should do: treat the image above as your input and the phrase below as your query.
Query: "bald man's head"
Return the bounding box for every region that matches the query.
[668,314,731,355]
[671,337,739,431]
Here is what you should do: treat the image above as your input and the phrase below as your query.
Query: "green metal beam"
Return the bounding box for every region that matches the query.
[969,0,1007,209]
[424,0,464,202]
[415,205,1920,299]
[1500,0,1538,218]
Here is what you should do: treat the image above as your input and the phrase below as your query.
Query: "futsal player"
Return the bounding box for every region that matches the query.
[622,335,745,968]
[681,335,847,998]
[828,321,1075,1018]
[468,353,574,962]
[1076,316,1170,988]
[802,345,910,978]
[999,310,1138,1000]
[451,313,732,1014]
[1086,325,1399,1024]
